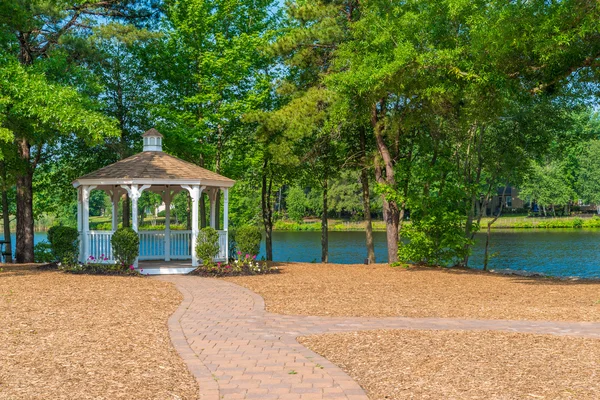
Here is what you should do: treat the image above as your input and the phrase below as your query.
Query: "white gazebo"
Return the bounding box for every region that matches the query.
[72,129,235,274]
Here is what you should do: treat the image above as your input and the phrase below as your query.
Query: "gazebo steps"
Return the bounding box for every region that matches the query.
[137,260,195,275]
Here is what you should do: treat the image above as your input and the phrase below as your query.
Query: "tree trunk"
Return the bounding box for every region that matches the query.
[359,128,375,264]
[484,184,508,271]
[261,158,273,261]
[122,195,130,228]
[0,161,12,263]
[16,173,34,263]
[186,196,192,230]
[321,176,328,263]
[371,102,399,263]
[200,194,206,228]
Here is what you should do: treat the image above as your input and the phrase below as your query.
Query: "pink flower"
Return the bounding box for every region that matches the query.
[217,262,221,267]
[245,254,249,258]
[253,255,257,260]
[129,265,134,270]
[237,251,241,255]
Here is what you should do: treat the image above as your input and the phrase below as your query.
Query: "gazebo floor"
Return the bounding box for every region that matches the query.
[137,260,195,275]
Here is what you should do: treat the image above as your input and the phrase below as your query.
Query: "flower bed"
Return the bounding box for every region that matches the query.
[192,253,279,277]
[61,254,140,276]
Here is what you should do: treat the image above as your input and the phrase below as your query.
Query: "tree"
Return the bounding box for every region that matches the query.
[0,0,154,262]
[0,59,118,262]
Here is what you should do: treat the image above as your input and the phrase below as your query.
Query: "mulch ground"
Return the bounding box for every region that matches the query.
[299,329,600,400]
[0,270,197,399]
[224,262,600,321]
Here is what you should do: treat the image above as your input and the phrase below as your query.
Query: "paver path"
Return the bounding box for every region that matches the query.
[158,276,600,400]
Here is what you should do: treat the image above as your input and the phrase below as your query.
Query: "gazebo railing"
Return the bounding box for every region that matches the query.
[139,231,166,260]
[87,230,115,262]
[85,229,225,263]
[169,230,192,259]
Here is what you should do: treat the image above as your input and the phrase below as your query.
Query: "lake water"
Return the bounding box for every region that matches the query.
[15,229,600,278]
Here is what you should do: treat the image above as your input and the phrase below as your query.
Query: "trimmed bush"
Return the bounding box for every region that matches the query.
[235,225,262,257]
[34,241,55,263]
[111,227,139,269]
[196,227,220,266]
[47,226,79,263]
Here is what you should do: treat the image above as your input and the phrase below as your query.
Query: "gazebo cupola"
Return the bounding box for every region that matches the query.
[72,128,235,274]
[142,128,163,152]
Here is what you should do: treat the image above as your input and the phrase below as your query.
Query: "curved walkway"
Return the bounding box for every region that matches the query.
[158,276,600,400]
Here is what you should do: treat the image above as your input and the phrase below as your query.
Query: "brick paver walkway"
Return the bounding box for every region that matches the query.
[158,276,600,400]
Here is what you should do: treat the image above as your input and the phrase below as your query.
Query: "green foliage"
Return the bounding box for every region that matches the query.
[33,241,54,263]
[111,228,139,268]
[398,208,472,267]
[195,227,220,266]
[47,226,79,264]
[235,225,262,257]
[286,186,306,222]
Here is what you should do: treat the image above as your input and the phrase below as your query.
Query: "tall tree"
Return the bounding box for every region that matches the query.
[0,0,154,261]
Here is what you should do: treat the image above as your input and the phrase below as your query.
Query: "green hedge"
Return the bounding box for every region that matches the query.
[234,225,262,257]
[47,226,79,263]
[111,228,139,268]
[196,227,220,266]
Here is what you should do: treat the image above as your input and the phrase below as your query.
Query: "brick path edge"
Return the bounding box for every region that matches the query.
[159,275,600,400]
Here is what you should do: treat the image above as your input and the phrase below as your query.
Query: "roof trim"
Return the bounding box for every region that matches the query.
[142,128,163,138]
[73,178,235,189]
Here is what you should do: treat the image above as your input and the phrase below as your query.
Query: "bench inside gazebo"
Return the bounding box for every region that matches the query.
[72,129,235,274]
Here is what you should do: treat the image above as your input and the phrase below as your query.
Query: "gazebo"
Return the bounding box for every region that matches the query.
[72,129,235,274]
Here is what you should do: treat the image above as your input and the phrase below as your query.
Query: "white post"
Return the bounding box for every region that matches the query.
[77,187,83,262]
[164,190,172,262]
[182,185,204,267]
[222,187,229,261]
[111,189,119,231]
[81,185,96,263]
[209,189,217,229]
[121,184,150,268]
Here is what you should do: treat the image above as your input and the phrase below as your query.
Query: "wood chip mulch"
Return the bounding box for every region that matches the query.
[0,270,197,399]
[299,329,600,400]
[224,262,600,321]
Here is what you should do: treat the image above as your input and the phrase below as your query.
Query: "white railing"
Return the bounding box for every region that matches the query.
[216,230,227,261]
[139,231,166,260]
[170,230,192,259]
[87,230,115,262]
[85,229,227,263]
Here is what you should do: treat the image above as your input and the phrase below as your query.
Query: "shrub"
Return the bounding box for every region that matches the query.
[235,225,262,257]
[47,226,79,264]
[111,227,139,269]
[572,217,584,228]
[196,227,220,266]
[34,241,55,263]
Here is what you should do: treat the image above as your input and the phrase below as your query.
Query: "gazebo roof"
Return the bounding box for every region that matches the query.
[73,144,235,188]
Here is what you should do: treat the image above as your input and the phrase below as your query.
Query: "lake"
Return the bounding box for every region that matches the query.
[15,229,600,278]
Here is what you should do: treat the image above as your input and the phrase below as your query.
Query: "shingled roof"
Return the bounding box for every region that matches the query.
[74,151,234,186]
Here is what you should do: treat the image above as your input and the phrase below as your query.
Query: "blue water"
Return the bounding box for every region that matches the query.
[257,230,600,279]
[11,229,600,278]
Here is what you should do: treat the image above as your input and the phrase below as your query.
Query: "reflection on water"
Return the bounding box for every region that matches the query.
[17,229,600,278]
